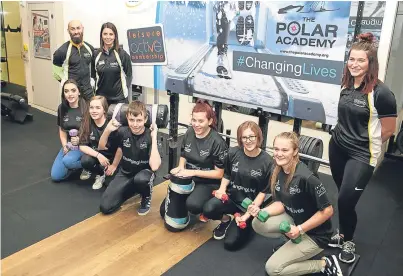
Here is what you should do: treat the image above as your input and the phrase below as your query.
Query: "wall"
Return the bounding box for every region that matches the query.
[2,1,25,86]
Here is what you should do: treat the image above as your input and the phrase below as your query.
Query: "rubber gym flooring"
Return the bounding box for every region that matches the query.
[2,104,403,275]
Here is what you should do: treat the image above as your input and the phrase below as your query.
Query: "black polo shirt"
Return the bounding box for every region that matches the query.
[333,81,397,166]
[53,41,95,100]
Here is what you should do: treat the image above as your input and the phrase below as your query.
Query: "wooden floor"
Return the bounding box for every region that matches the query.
[1,181,218,276]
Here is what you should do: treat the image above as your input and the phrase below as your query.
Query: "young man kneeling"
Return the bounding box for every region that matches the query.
[98,101,161,215]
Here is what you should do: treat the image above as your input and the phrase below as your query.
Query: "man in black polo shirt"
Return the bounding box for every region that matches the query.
[53,20,95,100]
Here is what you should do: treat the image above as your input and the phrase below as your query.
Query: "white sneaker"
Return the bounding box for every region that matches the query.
[80,169,92,180]
[92,174,105,190]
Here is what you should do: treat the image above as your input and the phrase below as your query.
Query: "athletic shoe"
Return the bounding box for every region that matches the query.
[339,241,356,264]
[322,255,343,276]
[92,174,105,190]
[213,218,232,240]
[80,169,91,180]
[199,214,209,222]
[138,195,152,216]
[328,230,344,248]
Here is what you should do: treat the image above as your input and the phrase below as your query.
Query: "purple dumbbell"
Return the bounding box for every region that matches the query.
[67,129,79,150]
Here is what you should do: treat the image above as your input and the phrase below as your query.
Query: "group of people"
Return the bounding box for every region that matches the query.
[49,19,397,276]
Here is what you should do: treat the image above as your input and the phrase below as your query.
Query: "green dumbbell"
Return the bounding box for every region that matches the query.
[241,198,270,222]
[279,221,302,244]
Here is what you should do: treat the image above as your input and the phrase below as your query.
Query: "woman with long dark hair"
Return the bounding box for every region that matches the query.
[94,22,132,104]
[78,96,121,189]
[171,99,228,219]
[252,132,341,276]
[51,79,88,182]
[328,33,397,263]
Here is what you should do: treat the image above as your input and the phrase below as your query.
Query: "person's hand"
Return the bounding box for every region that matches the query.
[176,169,195,178]
[63,145,69,155]
[106,119,121,132]
[70,136,79,146]
[214,189,226,200]
[150,123,158,140]
[235,213,249,226]
[105,164,117,176]
[170,166,182,175]
[247,202,260,217]
[97,153,110,167]
[285,225,300,240]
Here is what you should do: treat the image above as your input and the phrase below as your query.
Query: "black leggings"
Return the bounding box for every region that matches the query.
[100,169,155,214]
[81,154,105,175]
[203,197,253,251]
[329,138,374,241]
[215,1,230,56]
[185,183,219,215]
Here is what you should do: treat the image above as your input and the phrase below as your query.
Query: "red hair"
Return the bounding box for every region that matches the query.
[192,99,217,129]
[341,32,379,94]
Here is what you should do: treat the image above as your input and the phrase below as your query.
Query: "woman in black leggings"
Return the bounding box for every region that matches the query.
[328,33,397,263]
[171,100,228,220]
[203,121,273,250]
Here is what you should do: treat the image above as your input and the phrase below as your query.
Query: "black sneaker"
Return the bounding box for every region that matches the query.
[138,195,151,216]
[328,231,344,248]
[322,255,343,276]
[213,218,232,240]
[339,241,356,264]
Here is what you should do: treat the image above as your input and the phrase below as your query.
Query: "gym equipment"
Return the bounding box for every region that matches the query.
[279,221,302,244]
[212,190,228,203]
[298,135,324,174]
[160,174,195,232]
[241,197,270,222]
[396,129,403,154]
[66,129,79,150]
[1,93,33,123]
[234,213,247,229]
[107,103,169,129]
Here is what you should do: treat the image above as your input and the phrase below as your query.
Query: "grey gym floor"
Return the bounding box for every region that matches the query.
[1,85,403,275]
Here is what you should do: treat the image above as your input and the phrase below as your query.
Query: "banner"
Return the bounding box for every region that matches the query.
[150,1,354,125]
[32,10,51,59]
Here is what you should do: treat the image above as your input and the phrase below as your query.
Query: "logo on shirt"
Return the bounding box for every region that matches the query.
[289,185,301,195]
[250,169,262,177]
[123,138,131,148]
[83,52,91,58]
[139,141,148,149]
[200,149,210,157]
[109,61,119,68]
[219,149,227,160]
[90,131,96,140]
[63,115,69,122]
[275,180,280,191]
[315,183,326,197]
[232,162,239,173]
[353,98,366,108]
[76,116,82,122]
[184,143,192,153]
[99,60,105,65]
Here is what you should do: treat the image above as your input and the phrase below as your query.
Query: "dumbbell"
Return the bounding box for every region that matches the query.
[234,213,247,229]
[279,221,302,244]
[107,103,169,128]
[67,129,79,150]
[241,198,270,222]
[212,190,228,203]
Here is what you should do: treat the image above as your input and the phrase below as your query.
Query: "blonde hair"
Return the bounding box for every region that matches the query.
[270,132,300,194]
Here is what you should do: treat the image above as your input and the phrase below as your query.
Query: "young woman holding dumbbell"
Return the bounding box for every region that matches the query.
[51,79,88,182]
[78,96,121,190]
[252,132,342,276]
[170,100,228,219]
[202,121,273,251]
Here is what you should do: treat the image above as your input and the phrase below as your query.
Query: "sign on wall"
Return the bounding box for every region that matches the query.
[127,24,167,65]
[32,10,51,59]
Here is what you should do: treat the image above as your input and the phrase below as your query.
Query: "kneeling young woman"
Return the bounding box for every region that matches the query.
[78,96,121,189]
[251,132,342,276]
[203,121,273,251]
